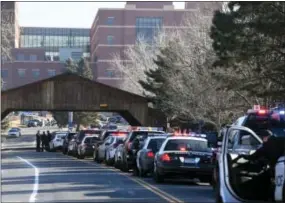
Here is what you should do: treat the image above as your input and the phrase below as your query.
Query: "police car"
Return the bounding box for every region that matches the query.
[215,106,285,203]
[117,126,165,172]
[153,131,214,183]
[136,134,168,177]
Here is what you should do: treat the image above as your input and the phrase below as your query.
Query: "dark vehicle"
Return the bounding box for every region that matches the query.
[62,132,77,154]
[136,136,167,177]
[73,130,102,157]
[153,134,214,183]
[77,135,101,159]
[27,120,41,127]
[212,107,285,190]
[119,127,165,172]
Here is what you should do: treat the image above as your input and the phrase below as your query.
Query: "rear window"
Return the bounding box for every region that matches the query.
[130,131,165,142]
[245,113,285,137]
[83,130,101,135]
[164,139,208,152]
[9,129,19,132]
[67,133,76,139]
[84,137,100,144]
[147,138,165,152]
[56,134,66,139]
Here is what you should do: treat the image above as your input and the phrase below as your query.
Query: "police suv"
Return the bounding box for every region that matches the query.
[153,131,214,183]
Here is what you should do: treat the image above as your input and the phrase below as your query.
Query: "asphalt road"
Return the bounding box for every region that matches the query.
[1,149,215,203]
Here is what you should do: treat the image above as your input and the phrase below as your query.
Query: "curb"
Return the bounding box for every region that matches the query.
[1,147,35,151]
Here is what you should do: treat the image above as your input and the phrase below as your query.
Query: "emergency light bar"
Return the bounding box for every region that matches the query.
[130,126,164,131]
[172,131,207,138]
[247,109,270,115]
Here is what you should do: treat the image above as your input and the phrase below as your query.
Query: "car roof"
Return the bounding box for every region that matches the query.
[166,136,207,142]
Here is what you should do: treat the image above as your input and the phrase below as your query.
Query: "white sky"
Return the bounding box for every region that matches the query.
[18,2,186,28]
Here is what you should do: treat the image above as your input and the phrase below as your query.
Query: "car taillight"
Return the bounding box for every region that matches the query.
[147,151,154,158]
[160,153,171,162]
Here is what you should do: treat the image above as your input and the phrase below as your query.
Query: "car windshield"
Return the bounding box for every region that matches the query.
[164,139,209,152]
[84,137,100,144]
[9,129,19,132]
[56,134,66,139]
[245,113,285,137]
[130,131,165,142]
[147,138,165,152]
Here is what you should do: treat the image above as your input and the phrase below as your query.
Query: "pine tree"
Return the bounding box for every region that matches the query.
[1,116,10,130]
[210,2,285,102]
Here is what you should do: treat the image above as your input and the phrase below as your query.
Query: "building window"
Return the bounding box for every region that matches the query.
[32,69,40,78]
[16,54,25,61]
[106,17,114,25]
[136,17,163,43]
[48,69,56,77]
[107,35,114,45]
[1,69,8,78]
[18,69,26,78]
[30,54,37,61]
[105,69,115,78]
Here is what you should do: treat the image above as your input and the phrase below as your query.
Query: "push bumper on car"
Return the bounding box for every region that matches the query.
[157,164,213,178]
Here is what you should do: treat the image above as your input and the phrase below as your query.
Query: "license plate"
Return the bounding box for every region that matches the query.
[184,158,200,164]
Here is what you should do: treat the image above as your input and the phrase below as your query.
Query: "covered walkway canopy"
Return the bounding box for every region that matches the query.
[1,72,166,127]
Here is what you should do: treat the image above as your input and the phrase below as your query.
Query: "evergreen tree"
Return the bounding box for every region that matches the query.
[210,2,285,102]
[1,116,9,130]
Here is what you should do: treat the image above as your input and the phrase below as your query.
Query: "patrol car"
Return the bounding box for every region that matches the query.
[136,134,167,177]
[215,107,285,203]
[117,126,165,172]
[153,131,214,183]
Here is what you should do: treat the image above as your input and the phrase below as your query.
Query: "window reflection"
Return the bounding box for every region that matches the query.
[136,17,163,44]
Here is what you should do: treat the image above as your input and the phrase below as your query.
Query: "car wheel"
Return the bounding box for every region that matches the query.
[67,149,70,155]
[153,164,164,183]
[93,150,97,162]
[121,160,129,172]
[63,148,67,155]
[96,151,102,163]
[77,149,83,159]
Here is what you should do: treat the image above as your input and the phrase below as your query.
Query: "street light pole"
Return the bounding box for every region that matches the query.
[68,111,73,131]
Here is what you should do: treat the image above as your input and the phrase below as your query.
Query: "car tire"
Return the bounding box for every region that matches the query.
[93,150,97,162]
[139,168,147,177]
[153,164,164,183]
[121,160,129,172]
[200,176,212,184]
[133,167,139,176]
[77,149,83,159]
[96,151,102,163]
[63,148,67,155]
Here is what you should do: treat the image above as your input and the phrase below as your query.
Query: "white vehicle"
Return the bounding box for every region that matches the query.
[49,132,67,151]
[7,128,21,137]
[105,133,127,165]
[216,125,285,203]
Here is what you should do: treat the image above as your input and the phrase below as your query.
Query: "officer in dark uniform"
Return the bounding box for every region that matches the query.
[46,130,52,151]
[241,129,285,168]
[41,131,46,152]
[36,130,41,152]
[239,129,285,200]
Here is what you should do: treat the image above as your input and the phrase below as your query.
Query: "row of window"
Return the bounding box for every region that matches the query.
[21,27,90,37]
[1,69,56,78]
[135,17,163,43]
[16,54,38,61]
[20,35,90,49]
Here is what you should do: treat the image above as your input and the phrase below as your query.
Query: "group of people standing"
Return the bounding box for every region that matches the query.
[36,130,52,152]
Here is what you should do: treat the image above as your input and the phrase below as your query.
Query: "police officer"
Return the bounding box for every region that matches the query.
[41,131,46,152]
[239,129,285,200]
[36,130,41,152]
[241,129,285,168]
[46,130,52,151]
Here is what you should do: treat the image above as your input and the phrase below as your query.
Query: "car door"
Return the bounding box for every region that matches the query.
[98,137,110,159]
[219,126,262,202]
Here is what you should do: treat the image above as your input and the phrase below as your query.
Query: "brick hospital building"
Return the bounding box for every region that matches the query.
[1,1,221,90]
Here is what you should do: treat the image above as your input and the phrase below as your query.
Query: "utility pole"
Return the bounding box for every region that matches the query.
[68,112,73,131]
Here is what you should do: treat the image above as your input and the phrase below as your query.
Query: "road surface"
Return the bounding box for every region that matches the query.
[1,149,215,203]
